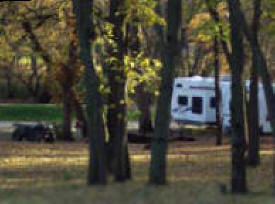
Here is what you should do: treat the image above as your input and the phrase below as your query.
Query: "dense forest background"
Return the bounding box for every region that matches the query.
[0,0,273,103]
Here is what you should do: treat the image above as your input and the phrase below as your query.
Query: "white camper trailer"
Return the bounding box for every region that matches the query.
[171,76,217,124]
[256,84,272,133]
[220,81,273,134]
[171,76,273,134]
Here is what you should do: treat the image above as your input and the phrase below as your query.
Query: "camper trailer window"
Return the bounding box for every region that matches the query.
[176,83,183,88]
[210,97,216,108]
[192,97,202,114]
[178,96,188,106]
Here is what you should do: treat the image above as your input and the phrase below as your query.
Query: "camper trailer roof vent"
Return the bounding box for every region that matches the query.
[191,76,203,81]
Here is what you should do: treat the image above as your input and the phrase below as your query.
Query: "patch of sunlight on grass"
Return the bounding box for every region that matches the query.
[260,150,275,155]
[170,145,231,152]
[0,156,88,168]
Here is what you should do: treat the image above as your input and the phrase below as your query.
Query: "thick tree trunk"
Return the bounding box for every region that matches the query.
[106,0,131,181]
[73,0,107,185]
[228,0,247,193]
[214,36,222,145]
[149,0,182,185]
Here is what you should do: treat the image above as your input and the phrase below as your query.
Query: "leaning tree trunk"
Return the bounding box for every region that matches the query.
[72,0,107,185]
[106,0,131,181]
[228,0,247,193]
[239,0,275,193]
[21,21,52,103]
[239,0,275,137]
[149,0,182,185]
[214,36,222,145]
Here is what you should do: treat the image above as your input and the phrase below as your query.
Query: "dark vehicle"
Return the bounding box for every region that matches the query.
[12,123,55,143]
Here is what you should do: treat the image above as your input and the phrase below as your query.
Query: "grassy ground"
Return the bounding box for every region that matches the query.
[0,134,274,203]
[0,104,140,122]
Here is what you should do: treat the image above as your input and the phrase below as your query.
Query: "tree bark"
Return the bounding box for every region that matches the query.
[106,0,131,182]
[247,0,261,167]
[206,0,231,65]
[149,0,182,185]
[228,0,247,193]
[72,0,107,185]
[247,60,259,166]
[214,36,222,145]
[126,15,154,136]
[135,84,154,135]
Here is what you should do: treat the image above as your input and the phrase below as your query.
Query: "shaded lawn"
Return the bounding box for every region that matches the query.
[0,104,63,122]
[0,104,140,122]
[0,140,274,204]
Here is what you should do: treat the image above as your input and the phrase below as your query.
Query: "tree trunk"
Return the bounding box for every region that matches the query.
[72,0,107,185]
[206,0,231,65]
[228,0,247,193]
[106,0,131,182]
[214,36,222,145]
[191,44,204,76]
[31,55,39,99]
[62,90,73,141]
[238,0,275,193]
[5,65,13,98]
[247,52,260,166]
[21,21,52,103]
[136,84,154,136]
[149,0,182,185]
[127,16,154,137]
[71,90,87,138]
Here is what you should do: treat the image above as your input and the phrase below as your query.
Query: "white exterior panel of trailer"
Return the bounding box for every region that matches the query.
[171,76,217,124]
[171,76,274,134]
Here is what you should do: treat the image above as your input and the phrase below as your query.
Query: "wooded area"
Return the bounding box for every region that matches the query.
[0,0,274,201]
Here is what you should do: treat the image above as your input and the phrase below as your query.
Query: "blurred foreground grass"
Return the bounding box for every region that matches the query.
[0,104,140,122]
[0,140,274,204]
